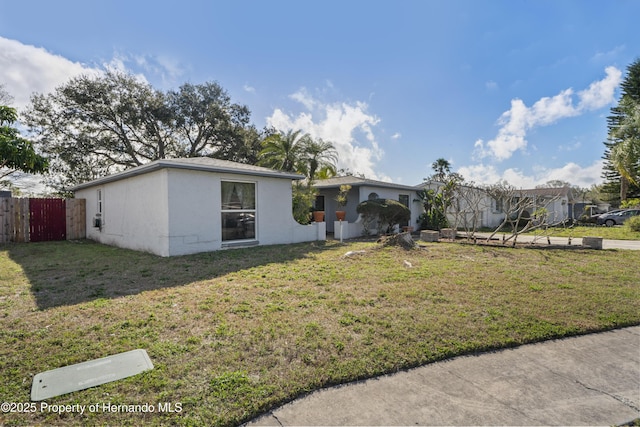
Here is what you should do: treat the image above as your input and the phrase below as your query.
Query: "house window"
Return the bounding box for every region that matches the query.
[494,198,503,213]
[398,194,410,227]
[96,188,104,225]
[314,195,325,211]
[221,181,256,241]
[97,189,103,214]
[368,192,379,200]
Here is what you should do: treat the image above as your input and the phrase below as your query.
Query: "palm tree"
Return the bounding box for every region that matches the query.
[431,158,451,182]
[610,97,640,201]
[300,138,338,183]
[257,130,308,172]
[315,165,337,180]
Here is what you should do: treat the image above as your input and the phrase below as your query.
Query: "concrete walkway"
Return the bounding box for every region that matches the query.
[468,232,640,250]
[246,326,640,426]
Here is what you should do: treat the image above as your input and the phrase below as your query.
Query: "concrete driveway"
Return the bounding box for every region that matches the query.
[246,326,640,426]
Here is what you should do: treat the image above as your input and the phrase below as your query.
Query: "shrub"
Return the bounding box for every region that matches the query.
[356,198,410,235]
[626,215,640,232]
[621,198,640,209]
[292,183,317,224]
[335,184,351,207]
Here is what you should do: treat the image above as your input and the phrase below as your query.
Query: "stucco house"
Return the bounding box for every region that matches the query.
[313,176,422,238]
[418,182,577,230]
[72,157,325,256]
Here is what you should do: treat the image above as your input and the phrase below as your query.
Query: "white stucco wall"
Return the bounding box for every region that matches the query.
[76,167,325,257]
[165,168,220,255]
[75,169,171,256]
[255,177,325,247]
[165,169,325,256]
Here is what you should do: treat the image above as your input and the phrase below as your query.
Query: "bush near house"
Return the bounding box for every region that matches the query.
[626,216,640,232]
[356,198,410,234]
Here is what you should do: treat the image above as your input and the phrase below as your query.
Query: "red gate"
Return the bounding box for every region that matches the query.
[29,198,66,242]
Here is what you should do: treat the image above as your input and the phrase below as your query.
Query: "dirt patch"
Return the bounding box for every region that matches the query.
[377,232,416,250]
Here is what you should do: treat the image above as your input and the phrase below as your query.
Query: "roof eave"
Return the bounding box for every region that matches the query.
[71,160,303,192]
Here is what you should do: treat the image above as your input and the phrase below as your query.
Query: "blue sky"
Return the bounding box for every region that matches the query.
[1,0,638,189]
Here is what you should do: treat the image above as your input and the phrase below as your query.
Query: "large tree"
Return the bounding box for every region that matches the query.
[167,82,253,158]
[23,71,257,189]
[602,59,640,202]
[0,105,48,183]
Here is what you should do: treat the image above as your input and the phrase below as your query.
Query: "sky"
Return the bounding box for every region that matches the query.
[0,0,638,191]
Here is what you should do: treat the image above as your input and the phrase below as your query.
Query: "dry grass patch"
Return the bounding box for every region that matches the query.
[0,239,639,426]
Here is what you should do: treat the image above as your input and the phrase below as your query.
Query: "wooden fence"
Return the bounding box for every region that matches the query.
[0,197,86,243]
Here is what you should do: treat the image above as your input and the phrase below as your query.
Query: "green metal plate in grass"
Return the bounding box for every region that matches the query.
[31,349,153,401]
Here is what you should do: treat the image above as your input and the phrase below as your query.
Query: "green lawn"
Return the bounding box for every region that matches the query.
[1,240,639,426]
[524,225,640,240]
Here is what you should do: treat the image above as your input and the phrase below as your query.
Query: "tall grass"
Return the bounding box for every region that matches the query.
[1,240,638,426]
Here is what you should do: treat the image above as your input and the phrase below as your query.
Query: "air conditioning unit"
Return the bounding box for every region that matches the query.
[93,214,102,229]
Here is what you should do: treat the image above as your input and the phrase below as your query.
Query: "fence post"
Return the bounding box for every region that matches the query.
[16,198,30,242]
[0,197,8,243]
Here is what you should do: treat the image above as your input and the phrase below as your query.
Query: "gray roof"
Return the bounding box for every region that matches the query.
[313,175,419,191]
[71,157,303,191]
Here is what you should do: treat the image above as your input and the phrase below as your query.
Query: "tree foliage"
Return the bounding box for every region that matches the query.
[257,129,338,222]
[0,84,13,104]
[258,129,337,182]
[429,158,451,182]
[291,182,317,225]
[602,59,640,202]
[417,160,463,230]
[0,105,48,181]
[416,188,449,230]
[258,130,307,173]
[23,70,258,189]
[356,198,410,235]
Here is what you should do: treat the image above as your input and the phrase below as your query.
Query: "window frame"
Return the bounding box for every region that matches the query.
[220,180,257,242]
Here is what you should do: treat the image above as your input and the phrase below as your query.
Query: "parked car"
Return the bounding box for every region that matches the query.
[597,209,640,226]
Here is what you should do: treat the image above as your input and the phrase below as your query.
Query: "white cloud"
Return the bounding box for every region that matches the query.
[590,45,626,63]
[126,53,184,87]
[289,87,317,111]
[557,141,582,152]
[391,132,402,140]
[267,90,387,180]
[476,67,622,161]
[243,84,256,93]
[0,37,189,111]
[0,37,100,110]
[485,80,498,91]
[458,160,604,188]
[577,66,622,110]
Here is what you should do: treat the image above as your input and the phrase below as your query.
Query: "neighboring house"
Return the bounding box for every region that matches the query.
[418,182,576,230]
[313,176,422,237]
[72,157,325,257]
[516,187,575,224]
